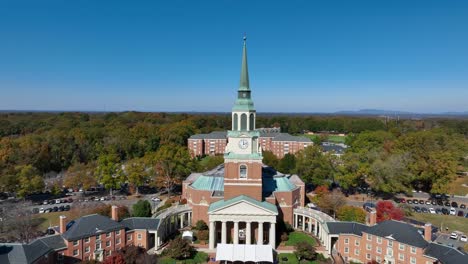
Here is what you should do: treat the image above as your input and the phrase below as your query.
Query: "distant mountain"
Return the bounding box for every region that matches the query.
[333,109,468,117]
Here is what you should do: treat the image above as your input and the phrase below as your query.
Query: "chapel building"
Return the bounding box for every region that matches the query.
[182,37,305,250]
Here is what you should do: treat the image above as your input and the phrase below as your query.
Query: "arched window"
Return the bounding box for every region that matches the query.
[239,164,247,178]
[240,114,247,130]
[249,113,254,130]
[233,114,238,131]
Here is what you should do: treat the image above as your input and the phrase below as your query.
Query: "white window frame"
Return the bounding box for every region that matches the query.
[85,246,90,253]
[116,230,120,235]
[344,238,349,244]
[116,238,121,245]
[388,240,393,247]
[106,240,111,247]
[85,237,90,243]
[239,164,248,179]
[377,247,382,254]
[377,237,382,244]
[106,232,111,238]
[399,243,405,250]
[344,247,349,253]
[367,243,371,250]
[411,256,416,264]
[366,253,371,260]
[411,246,416,254]
[73,240,79,246]
[399,253,404,261]
[367,234,372,241]
[354,249,359,256]
[73,249,79,256]
[355,240,360,246]
[127,235,132,241]
[137,233,142,240]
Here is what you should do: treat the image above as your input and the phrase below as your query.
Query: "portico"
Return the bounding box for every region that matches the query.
[207,195,278,249]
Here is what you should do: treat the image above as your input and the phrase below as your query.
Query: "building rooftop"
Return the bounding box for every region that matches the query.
[326,222,368,236]
[424,242,468,264]
[271,133,311,143]
[120,217,160,231]
[364,220,429,248]
[62,214,125,241]
[0,234,66,264]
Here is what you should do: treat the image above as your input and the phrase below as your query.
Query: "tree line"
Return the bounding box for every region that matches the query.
[0,112,467,196]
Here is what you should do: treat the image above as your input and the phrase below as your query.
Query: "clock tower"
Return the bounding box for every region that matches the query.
[224,36,263,201]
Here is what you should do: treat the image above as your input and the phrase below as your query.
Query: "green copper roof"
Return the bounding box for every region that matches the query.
[239,36,249,91]
[190,175,224,191]
[263,177,297,193]
[208,195,278,214]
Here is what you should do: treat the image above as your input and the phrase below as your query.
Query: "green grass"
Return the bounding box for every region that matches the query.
[447,176,468,196]
[278,253,318,264]
[159,252,209,264]
[285,231,316,246]
[33,211,75,231]
[409,213,468,234]
[304,134,347,144]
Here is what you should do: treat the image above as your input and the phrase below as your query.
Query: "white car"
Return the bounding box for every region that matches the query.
[429,208,436,214]
[460,235,467,242]
[55,199,61,204]
[450,207,456,215]
[39,208,45,214]
[450,232,458,240]
[151,197,161,202]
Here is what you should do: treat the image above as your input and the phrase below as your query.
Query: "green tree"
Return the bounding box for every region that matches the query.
[195,220,208,231]
[64,162,97,191]
[294,241,315,260]
[262,150,279,168]
[96,153,124,195]
[125,158,148,194]
[294,145,335,186]
[132,200,152,217]
[277,153,296,174]
[337,205,367,223]
[16,165,44,198]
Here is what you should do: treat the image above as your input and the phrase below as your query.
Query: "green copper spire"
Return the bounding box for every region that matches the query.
[239,35,249,91]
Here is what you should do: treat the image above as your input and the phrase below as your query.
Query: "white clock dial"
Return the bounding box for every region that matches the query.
[238,139,249,149]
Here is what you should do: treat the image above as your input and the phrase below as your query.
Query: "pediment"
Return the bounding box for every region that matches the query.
[210,200,277,216]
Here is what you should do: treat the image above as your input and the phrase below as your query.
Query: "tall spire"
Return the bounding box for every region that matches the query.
[239,35,249,91]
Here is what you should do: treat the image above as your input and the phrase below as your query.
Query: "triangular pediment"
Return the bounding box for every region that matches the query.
[208,195,278,215]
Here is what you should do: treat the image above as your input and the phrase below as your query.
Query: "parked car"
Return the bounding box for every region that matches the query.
[64,205,70,211]
[407,200,413,204]
[460,204,466,209]
[32,208,39,214]
[53,206,58,212]
[450,232,458,240]
[431,200,437,205]
[39,208,45,214]
[43,200,48,205]
[445,202,451,207]
[457,211,464,217]
[55,199,61,204]
[437,200,444,206]
[429,208,436,214]
[414,206,422,213]
[419,200,425,204]
[422,208,429,213]
[461,235,467,242]
[425,200,431,205]
[151,197,161,202]
[435,208,442,214]
[442,208,449,215]
[413,199,419,204]
[451,202,458,208]
[450,207,456,215]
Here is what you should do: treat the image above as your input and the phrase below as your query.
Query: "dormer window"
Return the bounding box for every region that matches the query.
[239,165,247,178]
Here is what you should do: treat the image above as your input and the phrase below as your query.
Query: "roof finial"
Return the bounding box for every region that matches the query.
[243,33,247,43]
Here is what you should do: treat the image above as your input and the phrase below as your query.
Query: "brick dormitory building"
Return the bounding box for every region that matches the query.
[0,206,161,263]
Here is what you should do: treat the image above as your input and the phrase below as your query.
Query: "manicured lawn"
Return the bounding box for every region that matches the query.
[409,213,468,234]
[278,253,318,264]
[33,211,75,231]
[285,231,316,246]
[447,176,468,196]
[159,251,209,264]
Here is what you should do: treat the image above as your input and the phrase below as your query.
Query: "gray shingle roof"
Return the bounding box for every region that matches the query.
[272,133,311,142]
[120,218,160,231]
[326,222,368,236]
[365,220,428,248]
[424,243,468,264]
[0,235,66,264]
[34,234,66,250]
[0,244,28,264]
[62,214,124,241]
[189,131,227,140]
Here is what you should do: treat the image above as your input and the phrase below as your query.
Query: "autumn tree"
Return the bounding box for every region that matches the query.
[16,165,44,198]
[294,241,316,260]
[277,153,296,174]
[164,236,194,260]
[146,144,194,196]
[64,162,97,191]
[337,205,367,223]
[103,252,125,264]
[316,189,346,218]
[376,201,404,222]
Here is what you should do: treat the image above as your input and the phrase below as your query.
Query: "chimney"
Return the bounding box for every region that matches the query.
[111,205,119,221]
[59,215,67,234]
[424,223,432,241]
[367,209,377,226]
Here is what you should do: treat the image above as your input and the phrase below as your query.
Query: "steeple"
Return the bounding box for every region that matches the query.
[239,35,249,91]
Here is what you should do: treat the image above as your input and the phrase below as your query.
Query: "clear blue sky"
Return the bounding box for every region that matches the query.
[0,0,467,113]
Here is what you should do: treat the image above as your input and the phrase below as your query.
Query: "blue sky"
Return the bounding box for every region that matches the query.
[0,0,467,113]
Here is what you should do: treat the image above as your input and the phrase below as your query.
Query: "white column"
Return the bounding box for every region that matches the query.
[234,221,239,244]
[302,215,305,231]
[294,213,298,229]
[315,219,318,236]
[308,217,312,233]
[246,221,251,245]
[209,221,215,249]
[180,214,184,229]
[221,221,227,244]
[257,222,263,245]
[269,222,276,248]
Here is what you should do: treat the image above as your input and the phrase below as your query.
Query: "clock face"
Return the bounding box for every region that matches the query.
[238,139,249,149]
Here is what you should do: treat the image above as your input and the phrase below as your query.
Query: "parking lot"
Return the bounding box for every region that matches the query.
[396,198,467,217]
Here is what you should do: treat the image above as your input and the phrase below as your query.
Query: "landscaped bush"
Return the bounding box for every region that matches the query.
[194,220,208,231]
[197,230,209,241]
[281,232,289,242]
